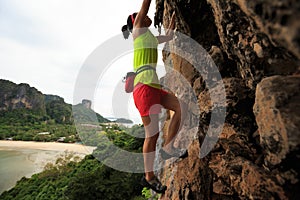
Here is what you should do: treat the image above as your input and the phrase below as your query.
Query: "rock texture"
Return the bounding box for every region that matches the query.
[0,79,46,113]
[254,76,300,167]
[0,79,73,123]
[155,0,300,199]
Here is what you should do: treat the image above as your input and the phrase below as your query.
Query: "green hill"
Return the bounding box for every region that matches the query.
[0,79,110,142]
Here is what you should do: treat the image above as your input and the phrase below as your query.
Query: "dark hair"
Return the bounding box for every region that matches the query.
[121,13,137,39]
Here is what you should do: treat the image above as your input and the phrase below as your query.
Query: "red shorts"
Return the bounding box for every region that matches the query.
[133,83,168,117]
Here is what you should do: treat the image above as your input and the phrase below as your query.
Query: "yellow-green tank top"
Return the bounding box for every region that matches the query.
[133,30,160,89]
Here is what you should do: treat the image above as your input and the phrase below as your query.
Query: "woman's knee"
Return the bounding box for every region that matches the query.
[161,93,181,112]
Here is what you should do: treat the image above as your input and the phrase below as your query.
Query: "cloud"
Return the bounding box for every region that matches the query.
[0,0,158,120]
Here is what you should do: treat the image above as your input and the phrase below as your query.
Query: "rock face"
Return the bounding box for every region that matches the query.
[0,79,46,113]
[82,99,92,109]
[0,79,74,123]
[155,0,300,199]
[254,76,300,167]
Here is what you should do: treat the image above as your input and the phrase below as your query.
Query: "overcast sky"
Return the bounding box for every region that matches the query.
[0,0,166,123]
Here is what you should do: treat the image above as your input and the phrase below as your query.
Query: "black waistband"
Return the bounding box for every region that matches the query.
[135,65,156,74]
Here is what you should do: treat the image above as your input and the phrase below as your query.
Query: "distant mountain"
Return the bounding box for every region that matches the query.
[113,118,133,124]
[0,79,109,125]
[72,103,110,124]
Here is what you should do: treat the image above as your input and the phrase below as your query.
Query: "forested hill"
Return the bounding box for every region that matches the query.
[0,79,110,141]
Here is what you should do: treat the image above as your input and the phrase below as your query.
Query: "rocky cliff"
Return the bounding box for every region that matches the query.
[0,79,110,126]
[0,79,72,123]
[0,79,46,113]
[155,0,300,199]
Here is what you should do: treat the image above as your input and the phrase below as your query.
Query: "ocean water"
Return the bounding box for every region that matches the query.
[0,149,63,194]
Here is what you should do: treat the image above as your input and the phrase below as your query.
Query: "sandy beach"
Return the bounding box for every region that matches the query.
[0,140,96,154]
[0,140,97,194]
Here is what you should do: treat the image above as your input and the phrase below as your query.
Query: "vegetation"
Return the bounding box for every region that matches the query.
[0,125,149,200]
[0,155,145,200]
[0,80,151,199]
[0,79,110,142]
[0,97,110,142]
[0,108,76,142]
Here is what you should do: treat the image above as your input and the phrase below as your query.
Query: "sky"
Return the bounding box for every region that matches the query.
[0,0,165,123]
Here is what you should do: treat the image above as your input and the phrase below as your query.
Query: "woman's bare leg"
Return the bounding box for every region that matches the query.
[161,92,187,151]
[141,114,159,181]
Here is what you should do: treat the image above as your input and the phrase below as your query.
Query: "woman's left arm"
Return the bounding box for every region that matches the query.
[156,12,176,44]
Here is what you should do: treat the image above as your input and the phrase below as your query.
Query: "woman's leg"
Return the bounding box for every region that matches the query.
[161,92,187,151]
[141,114,159,181]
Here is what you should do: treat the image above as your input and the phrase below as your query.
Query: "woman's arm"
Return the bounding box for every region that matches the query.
[156,12,176,44]
[134,0,151,28]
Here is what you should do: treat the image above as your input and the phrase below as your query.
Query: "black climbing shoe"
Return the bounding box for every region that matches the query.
[140,176,167,194]
[160,148,188,160]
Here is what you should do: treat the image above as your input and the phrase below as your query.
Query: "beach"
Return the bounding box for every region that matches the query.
[0,140,96,194]
[0,140,96,153]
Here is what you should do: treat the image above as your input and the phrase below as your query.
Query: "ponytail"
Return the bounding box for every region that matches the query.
[121,13,137,40]
[122,25,130,39]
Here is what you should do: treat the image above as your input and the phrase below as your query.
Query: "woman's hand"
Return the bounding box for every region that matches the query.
[165,11,176,37]
[156,11,176,44]
[169,11,176,30]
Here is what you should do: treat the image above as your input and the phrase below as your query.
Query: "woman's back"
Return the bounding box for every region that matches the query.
[133,29,160,88]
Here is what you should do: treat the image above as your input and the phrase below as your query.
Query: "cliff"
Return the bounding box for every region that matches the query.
[0,79,46,114]
[155,0,300,199]
[0,79,72,123]
[0,79,109,125]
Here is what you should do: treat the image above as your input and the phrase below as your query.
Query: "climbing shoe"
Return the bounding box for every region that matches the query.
[140,176,167,194]
[160,148,188,160]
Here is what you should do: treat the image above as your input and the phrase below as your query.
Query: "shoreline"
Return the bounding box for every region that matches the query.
[0,140,97,194]
[0,140,96,155]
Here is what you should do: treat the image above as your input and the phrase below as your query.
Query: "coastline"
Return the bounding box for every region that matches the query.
[0,140,97,194]
[0,140,96,154]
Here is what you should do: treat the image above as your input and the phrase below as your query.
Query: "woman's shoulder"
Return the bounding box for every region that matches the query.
[133,28,151,41]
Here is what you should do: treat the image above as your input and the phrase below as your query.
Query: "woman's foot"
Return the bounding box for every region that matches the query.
[141,176,167,193]
[160,147,188,160]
